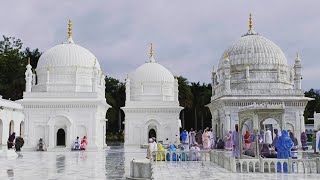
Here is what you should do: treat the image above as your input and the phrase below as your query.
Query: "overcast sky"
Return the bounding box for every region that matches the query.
[1,0,319,90]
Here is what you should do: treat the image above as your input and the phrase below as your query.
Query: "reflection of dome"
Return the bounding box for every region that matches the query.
[37,43,100,70]
[128,44,177,102]
[218,34,288,69]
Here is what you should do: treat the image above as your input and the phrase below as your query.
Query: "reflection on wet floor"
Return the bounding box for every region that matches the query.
[0,143,146,180]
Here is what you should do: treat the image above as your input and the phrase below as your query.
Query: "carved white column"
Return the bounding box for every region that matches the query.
[245,66,250,80]
[48,125,55,148]
[225,110,231,134]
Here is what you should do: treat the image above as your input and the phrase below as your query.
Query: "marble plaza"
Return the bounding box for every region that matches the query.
[1,144,320,180]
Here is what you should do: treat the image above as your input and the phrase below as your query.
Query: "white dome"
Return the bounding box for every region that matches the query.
[37,41,100,70]
[218,33,288,69]
[130,61,174,83]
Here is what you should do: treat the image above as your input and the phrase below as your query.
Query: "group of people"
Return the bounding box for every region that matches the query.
[227,124,304,159]
[72,136,88,150]
[147,136,202,161]
[7,132,24,152]
[180,127,215,150]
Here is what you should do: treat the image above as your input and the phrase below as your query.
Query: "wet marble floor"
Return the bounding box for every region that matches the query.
[0,144,320,180]
[0,143,146,180]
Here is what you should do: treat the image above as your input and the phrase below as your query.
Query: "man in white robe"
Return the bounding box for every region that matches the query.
[316,129,320,153]
[265,128,272,144]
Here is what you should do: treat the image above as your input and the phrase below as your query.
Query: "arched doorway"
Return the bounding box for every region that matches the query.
[9,120,14,135]
[20,121,25,137]
[0,119,3,145]
[57,128,66,146]
[148,129,156,139]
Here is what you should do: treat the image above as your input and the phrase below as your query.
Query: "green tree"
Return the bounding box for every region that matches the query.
[105,76,125,133]
[0,36,42,100]
[304,89,320,123]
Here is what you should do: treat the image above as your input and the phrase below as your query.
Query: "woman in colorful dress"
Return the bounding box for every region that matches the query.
[301,132,308,151]
[243,131,251,150]
[80,136,88,150]
[202,129,210,149]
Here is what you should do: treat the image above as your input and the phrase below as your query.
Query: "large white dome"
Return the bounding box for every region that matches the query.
[37,42,100,70]
[130,61,174,83]
[218,33,288,70]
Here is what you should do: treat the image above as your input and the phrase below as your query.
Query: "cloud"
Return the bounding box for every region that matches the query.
[1,0,320,89]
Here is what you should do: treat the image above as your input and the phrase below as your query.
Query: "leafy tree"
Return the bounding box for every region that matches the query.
[304,89,320,123]
[105,76,125,133]
[0,36,42,100]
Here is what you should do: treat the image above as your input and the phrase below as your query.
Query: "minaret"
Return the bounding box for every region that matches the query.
[46,67,50,91]
[25,57,32,92]
[224,52,231,93]
[174,76,179,102]
[294,52,302,89]
[67,19,74,43]
[92,59,98,92]
[149,43,156,63]
[212,65,217,96]
[125,74,131,103]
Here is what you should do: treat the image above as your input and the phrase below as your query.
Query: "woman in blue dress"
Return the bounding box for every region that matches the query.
[275,130,293,172]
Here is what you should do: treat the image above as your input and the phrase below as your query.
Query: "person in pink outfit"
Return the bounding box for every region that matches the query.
[80,136,88,150]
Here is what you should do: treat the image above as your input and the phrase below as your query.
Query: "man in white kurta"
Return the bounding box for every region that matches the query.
[316,129,320,153]
[265,129,272,144]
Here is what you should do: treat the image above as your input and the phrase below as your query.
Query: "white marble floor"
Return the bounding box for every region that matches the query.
[0,144,146,180]
[1,144,320,180]
[152,161,320,180]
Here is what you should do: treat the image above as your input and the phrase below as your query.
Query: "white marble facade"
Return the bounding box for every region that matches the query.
[122,44,183,146]
[17,20,110,150]
[0,96,25,146]
[207,17,312,143]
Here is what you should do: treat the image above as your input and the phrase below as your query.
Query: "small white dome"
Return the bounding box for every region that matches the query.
[37,42,100,70]
[130,62,174,83]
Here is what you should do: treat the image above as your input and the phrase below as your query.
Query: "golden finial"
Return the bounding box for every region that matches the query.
[249,13,253,31]
[150,43,154,58]
[27,57,30,65]
[68,19,72,38]
[224,51,229,59]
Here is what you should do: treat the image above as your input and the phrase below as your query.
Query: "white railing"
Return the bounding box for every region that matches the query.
[209,150,320,174]
[235,157,320,173]
[210,150,237,172]
[151,150,211,163]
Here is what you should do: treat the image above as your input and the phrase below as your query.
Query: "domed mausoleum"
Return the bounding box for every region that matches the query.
[18,20,110,150]
[207,14,312,143]
[122,44,183,146]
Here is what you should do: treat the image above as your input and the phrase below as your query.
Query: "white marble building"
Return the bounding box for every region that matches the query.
[18,20,110,150]
[0,96,25,146]
[207,15,312,142]
[122,44,183,146]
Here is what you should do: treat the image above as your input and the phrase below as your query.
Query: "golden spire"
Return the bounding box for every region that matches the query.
[150,43,154,58]
[27,57,30,65]
[224,51,229,59]
[249,13,253,31]
[68,19,72,38]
